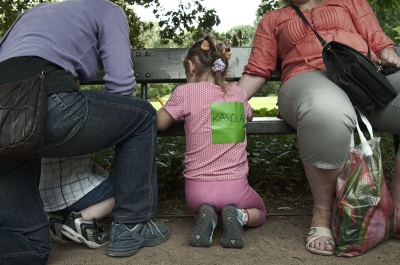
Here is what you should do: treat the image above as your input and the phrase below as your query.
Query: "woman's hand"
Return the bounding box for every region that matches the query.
[374,47,400,68]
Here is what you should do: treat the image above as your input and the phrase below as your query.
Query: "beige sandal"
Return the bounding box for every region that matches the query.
[305,227,335,256]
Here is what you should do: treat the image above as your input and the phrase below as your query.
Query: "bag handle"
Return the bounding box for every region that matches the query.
[354,108,374,156]
[291,4,372,58]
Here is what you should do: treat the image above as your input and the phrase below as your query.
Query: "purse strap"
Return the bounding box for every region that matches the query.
[291,4,328,47]
[0,12,25,48]
[291,4,372,58]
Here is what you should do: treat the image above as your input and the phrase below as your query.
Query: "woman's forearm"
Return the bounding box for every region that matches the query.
[237,74,267,100]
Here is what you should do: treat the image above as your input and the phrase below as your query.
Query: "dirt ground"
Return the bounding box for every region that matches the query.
[47,193,400,265]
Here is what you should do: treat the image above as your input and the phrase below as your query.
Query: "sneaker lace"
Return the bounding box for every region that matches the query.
[146,220,166,238]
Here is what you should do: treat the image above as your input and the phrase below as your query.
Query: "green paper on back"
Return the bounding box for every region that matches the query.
[211,102,246,144]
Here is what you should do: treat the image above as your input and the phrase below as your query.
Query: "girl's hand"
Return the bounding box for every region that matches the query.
[374,47,400,68]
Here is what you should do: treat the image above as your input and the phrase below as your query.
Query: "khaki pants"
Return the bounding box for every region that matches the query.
[278,70,400,169]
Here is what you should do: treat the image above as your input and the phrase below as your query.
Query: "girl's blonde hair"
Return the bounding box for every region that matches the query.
[183,33,231,94]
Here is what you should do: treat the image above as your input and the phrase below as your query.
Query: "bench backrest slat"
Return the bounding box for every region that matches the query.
[88,46,400,96]
[89,47,282,85]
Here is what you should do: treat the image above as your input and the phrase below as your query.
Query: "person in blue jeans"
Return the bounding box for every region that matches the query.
[0,0,169,264]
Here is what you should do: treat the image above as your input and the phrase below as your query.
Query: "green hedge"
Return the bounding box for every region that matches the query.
[93,107,396,200]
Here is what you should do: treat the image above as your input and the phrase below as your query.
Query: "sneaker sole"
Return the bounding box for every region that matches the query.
[221,205,244,249]
[60,226,108,249]
[50,233,72,245]
[189,204,217,247]
[107,231,170,257]
[107,246,141,257]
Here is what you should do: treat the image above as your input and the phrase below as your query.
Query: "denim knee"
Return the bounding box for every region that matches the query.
[0,229,49,265]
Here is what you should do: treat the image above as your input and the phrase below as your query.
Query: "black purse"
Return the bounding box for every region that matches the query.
[0,13,53,161]
[292,5,398,115]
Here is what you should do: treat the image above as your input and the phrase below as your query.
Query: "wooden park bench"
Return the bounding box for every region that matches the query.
[89,47,292,137]
[88,46,400,149]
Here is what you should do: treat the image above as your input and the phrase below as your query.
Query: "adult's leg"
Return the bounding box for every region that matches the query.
[0,90,86,263]
[278,70,357,253]
[38,91,168,257]
[38,91,158,223]
[0,159,51,265]
[366,71,400,134]
[367,71,400,228]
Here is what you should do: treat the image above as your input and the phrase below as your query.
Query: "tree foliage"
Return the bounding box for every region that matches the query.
[256,0,400,16]
[255,0,400,45]
[256,0,280,18]
[0,0,220,48]
[0,0,57,36]
[3,0,400,47]
[156,1,220,45]
[368,0,400,9]
[370,2,400,44]
[224,25,256,47]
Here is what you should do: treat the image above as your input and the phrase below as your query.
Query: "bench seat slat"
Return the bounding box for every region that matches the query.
[157,117,296,136]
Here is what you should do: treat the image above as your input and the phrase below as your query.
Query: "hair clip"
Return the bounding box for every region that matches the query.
[221,44,231,59]
[201,40,211,51]
[212,59,226,73]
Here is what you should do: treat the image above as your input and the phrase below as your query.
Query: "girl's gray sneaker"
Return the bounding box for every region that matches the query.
[221,205,244,248]
[107,220,170,257]
[189,204,217,247]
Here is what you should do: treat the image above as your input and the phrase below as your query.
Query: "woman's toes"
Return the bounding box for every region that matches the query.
[307,236,334,251]
[325,238,335,251]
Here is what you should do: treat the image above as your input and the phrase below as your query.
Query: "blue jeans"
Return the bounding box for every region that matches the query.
[0,91,158,264]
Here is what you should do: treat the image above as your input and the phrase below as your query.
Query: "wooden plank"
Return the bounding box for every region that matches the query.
[88,47,282,84]
[157,116,387,137]
[88,46,400,85]
[157,117,296,136]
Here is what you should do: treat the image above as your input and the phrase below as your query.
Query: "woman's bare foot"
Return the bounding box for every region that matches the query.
[306,211,335,253]
[306,227,335,255]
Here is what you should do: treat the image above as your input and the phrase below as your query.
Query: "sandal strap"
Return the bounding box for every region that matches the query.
[308,227,334,238]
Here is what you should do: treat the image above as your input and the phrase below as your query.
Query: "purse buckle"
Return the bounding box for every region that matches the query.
[374,64,383,72]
